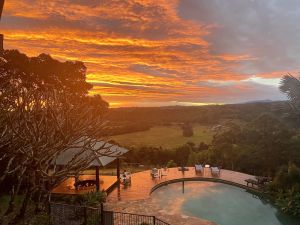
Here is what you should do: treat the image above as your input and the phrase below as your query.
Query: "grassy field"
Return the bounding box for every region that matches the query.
[111,125,213,149]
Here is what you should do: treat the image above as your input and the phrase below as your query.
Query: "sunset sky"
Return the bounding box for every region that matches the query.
[1,0,300,107]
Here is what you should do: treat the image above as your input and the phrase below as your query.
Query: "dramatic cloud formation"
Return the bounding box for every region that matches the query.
[1,0,299,106]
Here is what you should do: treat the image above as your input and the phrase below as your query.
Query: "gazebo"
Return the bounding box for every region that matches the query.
[54,140,129,192]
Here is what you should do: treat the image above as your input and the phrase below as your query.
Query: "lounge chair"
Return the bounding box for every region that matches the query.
[195,164,203,174]
[161,167,168,176]
[211,167,220,176]
[120,172,131,184]
[151,168,159,178]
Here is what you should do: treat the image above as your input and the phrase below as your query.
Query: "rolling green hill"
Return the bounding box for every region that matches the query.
[111,125,213,149]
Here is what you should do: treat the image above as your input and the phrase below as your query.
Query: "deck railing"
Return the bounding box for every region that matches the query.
[49,202,170,225]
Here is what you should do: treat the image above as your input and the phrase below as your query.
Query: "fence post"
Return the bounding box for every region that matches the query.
[48,202,51,225]
[84,206,87,225]
[153,216,156,225]
[100,203,104,225]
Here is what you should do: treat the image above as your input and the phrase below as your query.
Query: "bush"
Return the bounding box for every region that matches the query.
[166,160,177,168]
[81,191,107,206]
[181,123,194,137]
[269,163,300,217]
[52,191,106,206]
[275,190,300,217]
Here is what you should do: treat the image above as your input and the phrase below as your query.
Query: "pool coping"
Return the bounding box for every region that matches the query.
[150,177,262,195]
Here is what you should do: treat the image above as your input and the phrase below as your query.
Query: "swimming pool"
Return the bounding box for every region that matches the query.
[151,181,300,225]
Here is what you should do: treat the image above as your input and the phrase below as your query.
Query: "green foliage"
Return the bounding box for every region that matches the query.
[268,164,300,217]
[56,191,107,206]
[30,213,50,225]
[166,160,177,168]
[187,151,199,166]
[207,114,297,175]
[82,191,107,205]
[275,190,300,217]
[181,123,194,137]
[1,49,92,96]
[87,214,101,225]
[280,75,300,125]
[174,144,191,166]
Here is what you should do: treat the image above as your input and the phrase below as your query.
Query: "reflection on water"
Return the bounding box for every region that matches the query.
[151,182,300,225]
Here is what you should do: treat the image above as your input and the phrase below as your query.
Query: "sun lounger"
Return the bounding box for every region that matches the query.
[195,164,203,173]
[161,167,168,176]
[211,167,220,176]
[120,171,131,184]
[151,168,159,178]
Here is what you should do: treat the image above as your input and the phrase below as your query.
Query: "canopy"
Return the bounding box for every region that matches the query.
[54,140,129,167]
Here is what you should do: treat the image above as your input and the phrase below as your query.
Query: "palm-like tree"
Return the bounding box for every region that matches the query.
[279,74,300,124]
[0,1,4,19]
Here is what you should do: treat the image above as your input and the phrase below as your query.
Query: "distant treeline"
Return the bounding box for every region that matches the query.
[107,101,292,127]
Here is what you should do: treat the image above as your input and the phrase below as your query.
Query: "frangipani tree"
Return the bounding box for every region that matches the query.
[0,51,115,222]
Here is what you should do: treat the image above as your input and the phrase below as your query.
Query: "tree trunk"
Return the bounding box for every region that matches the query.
[34,189,43,214]
[5,175,23,215]
[14,186,31,222]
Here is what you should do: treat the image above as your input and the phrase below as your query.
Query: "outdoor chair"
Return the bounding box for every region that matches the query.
[195,164,203,174]
[120,172,131,184]
[151,168,159,178]
[161,167,168,176]
[74,179,97,189]
[211,167,220,176]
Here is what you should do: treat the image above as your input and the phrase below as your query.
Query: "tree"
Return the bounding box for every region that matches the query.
[280,74,300,125]
[181,122,194,137]
[1,50,92,98]
[174,144,191,166]
[0,51,114,223]
[209,121,242,169]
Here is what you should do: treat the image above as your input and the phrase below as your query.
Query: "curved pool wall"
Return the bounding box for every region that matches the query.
[150,181,300,225]
[107,167,259,202]
[150,177,262,195]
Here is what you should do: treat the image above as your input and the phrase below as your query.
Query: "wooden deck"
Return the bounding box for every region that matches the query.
[52,175,117,195]
[107,167,257,202]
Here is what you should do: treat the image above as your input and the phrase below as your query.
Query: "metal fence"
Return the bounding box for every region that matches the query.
[49,202,170,225]
[104,211,170,225]
[50,203,101,225]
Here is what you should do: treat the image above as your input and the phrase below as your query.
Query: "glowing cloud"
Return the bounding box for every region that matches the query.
[1,0,298,106]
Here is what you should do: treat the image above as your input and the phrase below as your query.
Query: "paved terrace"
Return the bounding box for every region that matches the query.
[107,167,257,202]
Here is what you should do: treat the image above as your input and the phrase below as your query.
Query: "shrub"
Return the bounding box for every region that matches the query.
[166,160,177,168]
[81,191,107,206]
[275,190,300,217]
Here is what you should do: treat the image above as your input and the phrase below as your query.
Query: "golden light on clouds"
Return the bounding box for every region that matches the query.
[2,0,299,106]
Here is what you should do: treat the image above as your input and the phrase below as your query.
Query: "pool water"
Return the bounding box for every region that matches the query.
[151,182,300,225]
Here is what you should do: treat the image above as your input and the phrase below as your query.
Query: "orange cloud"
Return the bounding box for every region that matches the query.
[0,0,290,106]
